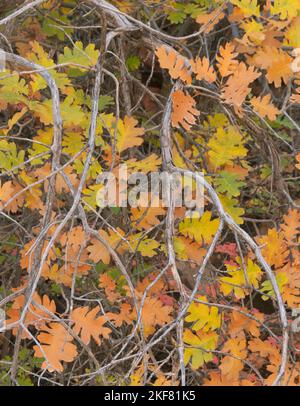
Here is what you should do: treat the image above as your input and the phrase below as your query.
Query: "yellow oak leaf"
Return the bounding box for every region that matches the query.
[183,329,218,369]
[116,116,144,153]
[208,126,247,168]
[220,258,263,299]
[179,211,220,245]
[185,296,221,332]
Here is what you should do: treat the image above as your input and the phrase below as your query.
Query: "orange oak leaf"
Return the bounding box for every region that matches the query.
[221,62,260,108]
[33,323,78,372]
[295,153,300,170]
[71,306,112,345]
[98,272,120,302]
[59,226,91,280]
[204,371,242,386]
[220,334,247,381]
[135,274,168,298]
[279,263,300,307]
[265,50,293,87]
[7,293,56,338]
[216,42,238,77]
[155,46,192,84]
[196,8,225,33]
[0,180,15,209]
[291,48,300,74]
[20,239,57,272]
[135,296,173,337]
[130,206,165,230]
[87,227,125,264]
[190,57,217,83]
[171,90,199,131]
[107,303,134,327]
[250,94,279,121]
[249,46,277,69]
[290,87,300,104]
[61,225,86,252]
[248,337,280,366]
[228,309,264,338]
[174,236,206,265]
[0,181,25,213]
[34,163,79,194]
[280,209,300,246]
[256,228,289,268]
[251,47,293,88]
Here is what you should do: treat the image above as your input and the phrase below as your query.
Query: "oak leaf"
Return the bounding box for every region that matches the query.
[98,273,121,303]
[171,90,199,131]
[185,296,221,332]
[7,293,56,338]
[116,116,145,153]
[208,126,247,168]
[265,50,293,87]
[220,334,247,381]
[219,195,245,225]
[107,303,133,327]
[216,43,238,77]
[256,228,289,268]
[220,258,263,299]
[179,211,220,245]
[190,57,216,83]
[87,228,125,264]
[250,94,279,121]
[33,323,77,372]
[215,171,246,197]
[183,329,218,369]
[280,209,300,245]
[136,296,173,337]
[230,0,260,17]
[196,8,225,33]
[260,271,288,301]
[174,236,206,264]
[221,62,260,107]
[0,181,16,210]
[71,306,112,345]
[291,87,300,104]
[128,233,160,257]
[58,41,99,74]
[228,309,264,338]
[155,46,192,84]
[130,206,165,230]
[270,0,300,20]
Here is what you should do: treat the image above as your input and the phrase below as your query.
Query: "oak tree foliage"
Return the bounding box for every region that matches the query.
[0,0,300,387]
